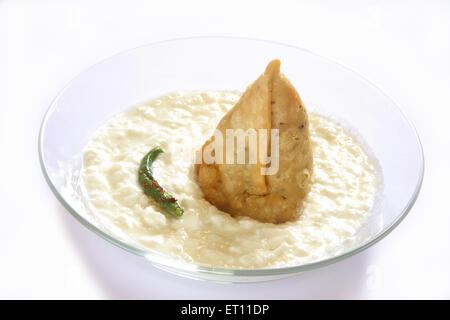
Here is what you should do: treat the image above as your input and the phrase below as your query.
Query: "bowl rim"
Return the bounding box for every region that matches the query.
[38,36,425,277]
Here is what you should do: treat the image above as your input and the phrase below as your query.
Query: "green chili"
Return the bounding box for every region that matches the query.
[138,147,183,217]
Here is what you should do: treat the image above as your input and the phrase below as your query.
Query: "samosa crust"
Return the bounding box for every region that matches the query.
[195,60,313,223]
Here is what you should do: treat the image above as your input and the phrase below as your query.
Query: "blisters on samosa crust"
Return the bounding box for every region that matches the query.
[195,60,313,224]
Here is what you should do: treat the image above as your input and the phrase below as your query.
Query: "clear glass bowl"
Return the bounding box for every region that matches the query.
[39,37,424,282]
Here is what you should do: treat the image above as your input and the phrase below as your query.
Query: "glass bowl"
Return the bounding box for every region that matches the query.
[39,37,424,282]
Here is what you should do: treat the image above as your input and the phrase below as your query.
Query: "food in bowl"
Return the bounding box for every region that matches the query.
[196,60,313,224]
[81,60,378,268]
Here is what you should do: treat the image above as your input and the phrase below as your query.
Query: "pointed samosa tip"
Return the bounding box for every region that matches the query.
[264,59,281,76]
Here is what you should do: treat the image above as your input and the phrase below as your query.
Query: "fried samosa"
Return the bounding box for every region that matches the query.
[195,60,313,223]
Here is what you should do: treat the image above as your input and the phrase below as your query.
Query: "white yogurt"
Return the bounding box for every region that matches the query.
[81,91,377,268]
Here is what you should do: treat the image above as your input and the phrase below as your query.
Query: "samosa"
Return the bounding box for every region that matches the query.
[195,60,313,223]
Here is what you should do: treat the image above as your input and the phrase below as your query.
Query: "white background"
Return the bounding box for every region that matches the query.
[1,0,449,299]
